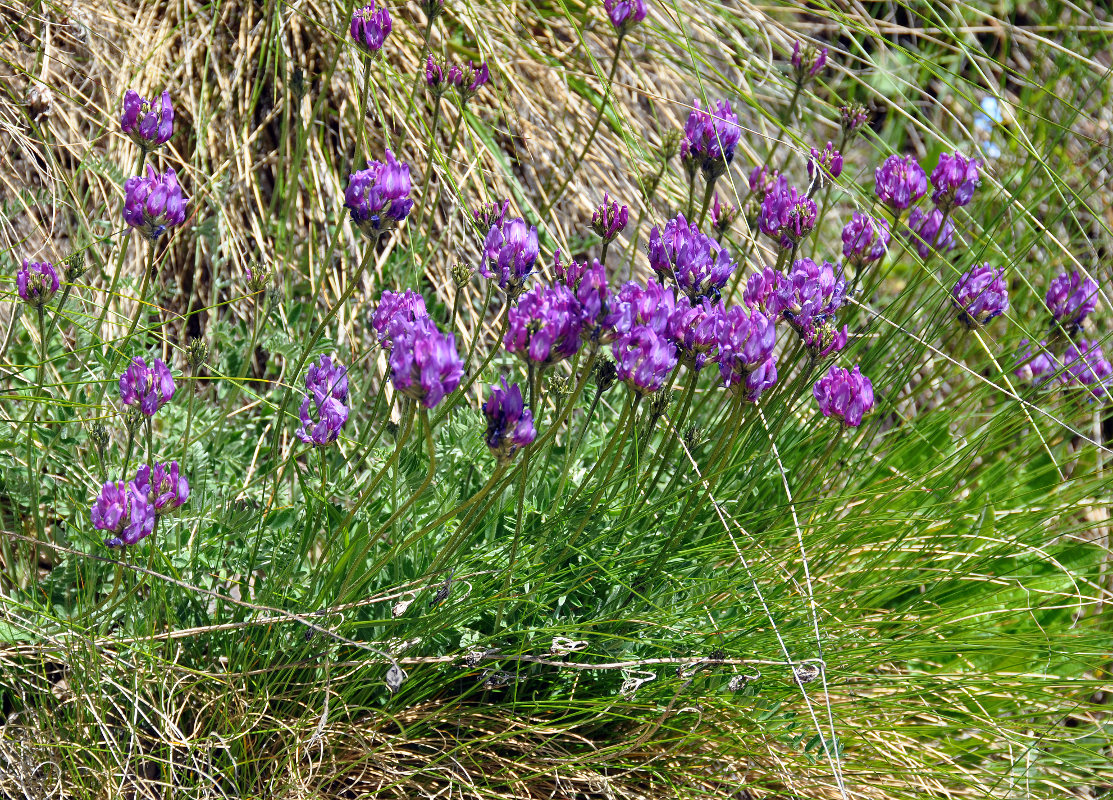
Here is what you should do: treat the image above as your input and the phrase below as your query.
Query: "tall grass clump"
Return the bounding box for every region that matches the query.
[1,0,1111,796]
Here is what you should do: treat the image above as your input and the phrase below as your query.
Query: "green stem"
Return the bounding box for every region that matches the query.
[94,149,146,337]
[697,177,717,228]
[359,58,372,159]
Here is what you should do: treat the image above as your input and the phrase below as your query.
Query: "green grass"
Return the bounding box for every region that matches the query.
[0,0,1110,797]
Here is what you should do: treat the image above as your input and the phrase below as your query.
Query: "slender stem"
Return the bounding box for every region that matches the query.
[144,417,153,467]
[23,308,48,541]
[358,58,372,159]
[697,177,717,228]
[540,34,625,216]
[41,283,73,348]
[108,246,157,391]
[685,170,697,219]
[182,370,197,464]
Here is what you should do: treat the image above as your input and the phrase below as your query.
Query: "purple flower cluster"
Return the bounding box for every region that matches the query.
[372,289,428,346]
[612,325,677,395]
[951,263,1009,327]
[554,253,615,339]
[120,90,174,149]
[473,198,510,231]
[1046,270,1098,330]
[807,142,843,185]
[842,213,891,266]
[790,40,827,81]
[425,55,450,94]
[647,213,736,302]
[591,193,629,246]
[906,207,955,259]
[1013,339,1057,386]
[604,0,647,35]
[482,216,539,297]
[681,99,740,179]
[344,150,413,236]
[813,365,874,427]
[296,355,350,446]
[93,461,190,548]
[667,296,721,371]
[123,166,188,243]
[389,318,463,408]
[119,356,176,416]
[1063,340,1112,397]
[775,258,847,328]
[504,284,583,366]
[710,193,738,238]
[449,61,491,102]
[875,155,927,212]
[350,2,392,54]
[759,177,817,249]
[840,104,869,136]
[484,378,536,462]
[716,305,778,401]
[930,152,980,212]
[748,166,780,201]
[743,267,783,316]
[17,260,59,308]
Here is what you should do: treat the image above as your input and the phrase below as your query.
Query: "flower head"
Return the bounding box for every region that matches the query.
[680,99,740,179]
[425,55,450,95]
[743,267,784,316]
[350,3,392,54]
[648,213,736,302]
[473,198,510,231]
[775,258,847,329]
[790,40,827,81]
[389,318,463,408]
[372,289,429,346]
[799,318,848,359]
[839,103,869,137]
[450,61,490,102]
[716,306,778,400]
[16,260,59,308]
[93,480,155,548]
[295,355,350,446]
[591,193,629,246]
[1062,340,1112,398]
[610,278,676,337]
[930,152,980,211]
[1013,339,1057,386]
[119,356,175,416]
[120,90,174,149]
[841,213,891,267]
[951,263,1008,327]
[710,193,738,238]
[484,378,536,462]
[1046,270,1099,330]
[482,217,539,297]
[604,0,647,35]
[555,253,616,341]
[344,150,413,236]
[667,296,723,371]
[813,364,875,427]
[807,141,843,186]
[759,177,817,249]
[875,154,927,211]
[123,165,188,243]
[906,207,955,259]
[134,461,189,515]
[748,166,780,201]
[504,284,583,366]
[612,325,678,395]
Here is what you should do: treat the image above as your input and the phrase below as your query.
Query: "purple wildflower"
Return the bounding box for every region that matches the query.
[1062,340,1112,398]
[294,355,350,446]
[134,461,189,515]
[604,0,647,35]
[372,289,429,347]
[748,166,780,201]
[123,165,188,243]
[951,263,1009,327]
[1046,270,1099,330]
[906,207,955,259]
[612,325,677,395]
[716,306,778,400]
[484,378,536,462]
[743,267,784,316]
[482,217,539,297]
[799,319,849,359]
[710,193,739,238]
[813,364,874,427]
[759,177,817,249]
[119,356,175,416]
[451,61,490,102]
[389,318,463,409]
[610,279,677,337]
[840,104,869,137]
[930,152,980,211]
[775,258,847,329]
[875,154,927,211]
[504,284,583,366]
[591,193,629,246]
[17,260,59,308]
[807,141,843,185]
[680,99,741,179]
[344,149,413,236]
[425,55,450,94]
[120,90,174,149]
[842,213,891,267]
[350,3,392,54]
[667,296,722,371]
[93,480,156,548]
[473,198,510,231]
[555,253,616,341]
[790,40,827,81]
[1013,339,1057,386]
[647,212,737,302]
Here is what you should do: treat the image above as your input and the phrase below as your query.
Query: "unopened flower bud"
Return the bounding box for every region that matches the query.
[420,0,444,23]
[790,40,827,84]
[659,129,681,162]
[123,405,145,433]
[594,358,618,394]
[839,103,869,137]
[683,424,705,450]
[648,389,671,423]
[452,262,474,288]
[546,374,571,402]
[246,261,272,295]
[64,252,89,282]
[89,422,109,453]
[591,193,628,246]
[186,338,209,370]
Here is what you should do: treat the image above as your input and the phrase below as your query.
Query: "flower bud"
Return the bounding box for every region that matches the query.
[186,338,209,370]
[595,358,618,394]
[452,262,474,288]
[790,40,827,83]
[839,103,869,137]
[246,261,272,295]
[16,260,59,308]
[64,252,89,282]
[659,129,681,162]
[420,0,444,23]
[590,193,629,246]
